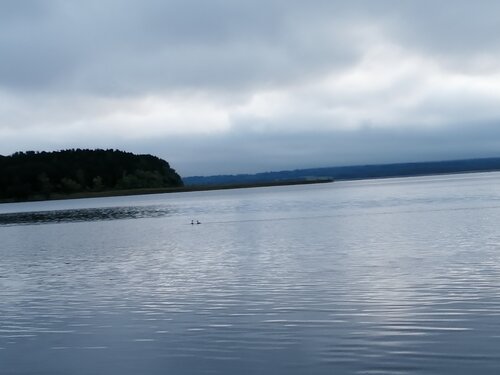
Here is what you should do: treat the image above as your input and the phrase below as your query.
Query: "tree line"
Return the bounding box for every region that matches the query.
[0,149,183,200]
[184,157,500,186]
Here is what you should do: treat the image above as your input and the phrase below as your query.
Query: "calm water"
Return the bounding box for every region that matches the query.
[2,173,500,374]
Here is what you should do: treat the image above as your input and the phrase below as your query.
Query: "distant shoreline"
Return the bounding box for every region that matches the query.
[0,178,334,204]
[183,157,500,186]
[3,166,500,205]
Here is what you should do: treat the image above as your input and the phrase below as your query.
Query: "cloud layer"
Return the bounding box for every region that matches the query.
[1,0,500,175]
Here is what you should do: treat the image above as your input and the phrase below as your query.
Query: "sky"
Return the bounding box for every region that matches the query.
[1,0,500,176]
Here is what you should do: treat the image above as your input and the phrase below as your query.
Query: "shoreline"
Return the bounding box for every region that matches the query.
[0,178,334,204]
[2,168,500,205]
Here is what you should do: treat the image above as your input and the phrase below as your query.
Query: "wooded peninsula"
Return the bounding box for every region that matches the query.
[0,149,183,201]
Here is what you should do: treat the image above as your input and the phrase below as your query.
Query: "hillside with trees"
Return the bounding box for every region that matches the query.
[0,149,183,201]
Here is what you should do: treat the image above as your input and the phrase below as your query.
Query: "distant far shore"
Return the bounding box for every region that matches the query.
[183,157,500,186]
[4,155,500,204]
[0,178,334,204]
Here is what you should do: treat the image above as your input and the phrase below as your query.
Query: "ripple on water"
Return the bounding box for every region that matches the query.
[2,175,500,374]
[0,205,173,226]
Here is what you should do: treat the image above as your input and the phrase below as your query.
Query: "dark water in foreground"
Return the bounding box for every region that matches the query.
[2,173,500,374]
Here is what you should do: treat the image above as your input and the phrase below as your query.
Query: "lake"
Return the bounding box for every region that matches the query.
[2,172,500,374]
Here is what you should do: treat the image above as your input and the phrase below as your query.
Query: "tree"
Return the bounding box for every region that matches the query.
[0,149,183,201]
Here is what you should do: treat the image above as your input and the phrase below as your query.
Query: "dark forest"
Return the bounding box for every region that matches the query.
[0,149,183,201]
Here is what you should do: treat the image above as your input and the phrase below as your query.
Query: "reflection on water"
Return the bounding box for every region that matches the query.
[2,173,500,374]
[0,205,172,226]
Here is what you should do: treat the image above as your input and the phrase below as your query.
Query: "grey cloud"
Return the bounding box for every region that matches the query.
[362,1,500,75]
[2,1,500,94]
[2,1,500,176]
[116,122,500,176]
[3,0,500,95]
[0,1,401,95]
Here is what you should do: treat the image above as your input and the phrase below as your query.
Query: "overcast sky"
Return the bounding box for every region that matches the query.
[1,0,500,176]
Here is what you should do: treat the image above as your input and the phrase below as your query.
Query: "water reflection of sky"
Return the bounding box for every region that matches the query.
[3,173,500,374]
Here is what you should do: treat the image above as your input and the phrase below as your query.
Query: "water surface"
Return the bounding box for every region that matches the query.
[2,173,500,374]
